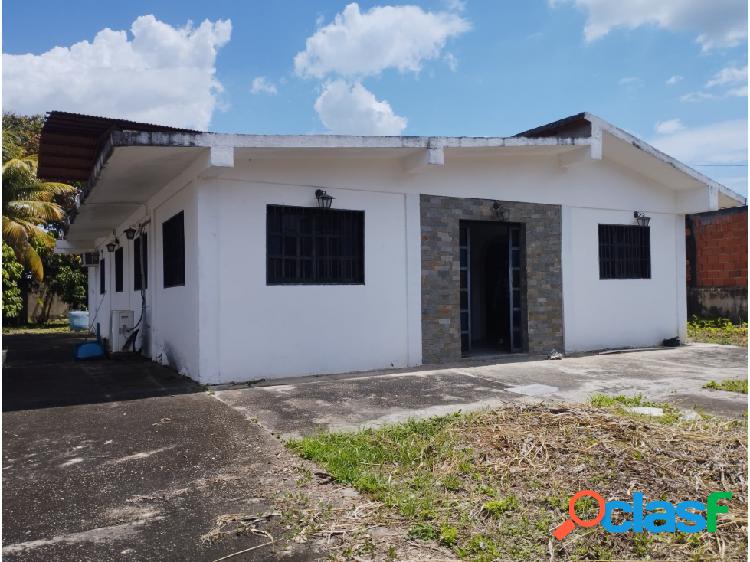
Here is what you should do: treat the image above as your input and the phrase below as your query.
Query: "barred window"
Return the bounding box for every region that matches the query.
[162,211,185,288]
[267,205,364,285]
[598,225,651,279]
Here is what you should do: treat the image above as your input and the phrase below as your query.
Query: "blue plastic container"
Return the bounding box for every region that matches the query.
[68,310,89,332]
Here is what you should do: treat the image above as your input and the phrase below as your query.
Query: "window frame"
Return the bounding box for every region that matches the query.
[598,224,651,280]
[114,247,124,292]
[266,204,365,286]
[162,211,185,288]
[133,233,148,291]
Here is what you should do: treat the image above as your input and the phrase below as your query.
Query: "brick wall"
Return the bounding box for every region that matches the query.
[687,207,747,288]
[686,206,747,321]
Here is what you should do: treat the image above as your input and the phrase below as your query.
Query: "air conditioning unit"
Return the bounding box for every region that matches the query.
[110,310,135,352]
[81,252,99,267]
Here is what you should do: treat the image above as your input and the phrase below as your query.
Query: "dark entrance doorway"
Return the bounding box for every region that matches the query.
[459,221,523,356]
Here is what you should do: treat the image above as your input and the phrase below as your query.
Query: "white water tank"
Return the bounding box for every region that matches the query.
[110,310,135,352]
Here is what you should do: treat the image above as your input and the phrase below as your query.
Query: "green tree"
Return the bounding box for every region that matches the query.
[2,156,77,281]
[33,240,87,312]
[2,113,78,282]
[2,242,23,319]
[2,113,44,162]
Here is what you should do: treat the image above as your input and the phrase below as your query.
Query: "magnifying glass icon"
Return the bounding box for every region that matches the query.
[553,490,606,540]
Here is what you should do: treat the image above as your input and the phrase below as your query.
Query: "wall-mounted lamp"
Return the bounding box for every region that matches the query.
[105,240,118,253]
[315,189,334,209]
[492,201,507,221]
[634,211,650,227]
[124,227,137,240]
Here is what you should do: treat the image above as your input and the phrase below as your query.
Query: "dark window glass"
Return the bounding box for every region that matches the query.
[134,233,148,290]
[115,247,124,292]
[162,211,185,288]
[99,258,106,294]
[267,205,364,285]
[598,225,651,279]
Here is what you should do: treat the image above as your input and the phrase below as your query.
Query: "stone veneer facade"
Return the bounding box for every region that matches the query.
[420,194,563,363]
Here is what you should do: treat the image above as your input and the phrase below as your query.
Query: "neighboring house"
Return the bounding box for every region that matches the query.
[686,206,748,322]
[43,111,745,383]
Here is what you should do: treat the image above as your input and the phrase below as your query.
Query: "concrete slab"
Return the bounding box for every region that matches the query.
[216,343,748,439]
[2,334,322,562]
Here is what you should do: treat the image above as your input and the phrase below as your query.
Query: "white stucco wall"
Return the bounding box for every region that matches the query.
[195,178,419,382]
[562,207,685,351]
[84,146,692,383]
[86,173,199,378]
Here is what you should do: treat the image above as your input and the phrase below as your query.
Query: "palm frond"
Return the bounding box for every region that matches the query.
[2,217,28,250]
[6,200,66,222]
[22,242,44,282]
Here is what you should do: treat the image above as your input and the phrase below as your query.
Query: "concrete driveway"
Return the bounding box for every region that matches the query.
[2,333,322,562]
[216,343,748,439]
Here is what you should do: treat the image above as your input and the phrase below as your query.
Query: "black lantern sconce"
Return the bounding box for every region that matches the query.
[492,201,507,221]
[634,211,650,227]
[105,240,118,253]
[124,226,137,240]
[315,189,334,209]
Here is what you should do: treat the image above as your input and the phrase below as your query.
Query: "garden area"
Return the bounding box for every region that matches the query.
[288,401,747,561]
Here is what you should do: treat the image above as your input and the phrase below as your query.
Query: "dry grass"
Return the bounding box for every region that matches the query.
[289,404,748,561]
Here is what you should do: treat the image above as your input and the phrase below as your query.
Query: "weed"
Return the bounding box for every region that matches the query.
[688,316,748,346]
[589,393,681,424]
[408,522,438,541]
[481,496,518,517]
[439,524,458,546]
[704,379,748,394]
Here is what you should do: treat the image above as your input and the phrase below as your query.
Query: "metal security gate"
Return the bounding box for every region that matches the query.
[459,225,471,353]
[509,225,522,352]
[460,223,523,355]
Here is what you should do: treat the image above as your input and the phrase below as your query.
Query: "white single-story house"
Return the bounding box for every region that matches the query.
[43,111,745,384]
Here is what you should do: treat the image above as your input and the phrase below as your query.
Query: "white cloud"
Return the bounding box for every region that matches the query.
[314,80,407,135]
[706,64,747,87]
[727,85,749,97]
[444,0,467,12]
[650,119,748,165]
[2,15,231,130]
[654,118,685,134]
[251,76,278,95]
[666,75,683,85]
[618,76,642,86]
[551,0,747,50]
[294,3,470,78]
[680,64,748,101]
[444,52,459,71]
[680,91,719,102]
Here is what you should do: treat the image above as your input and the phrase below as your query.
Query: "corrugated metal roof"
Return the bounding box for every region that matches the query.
[38,111,197,182]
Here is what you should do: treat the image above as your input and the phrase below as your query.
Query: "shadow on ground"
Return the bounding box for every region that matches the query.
[3,333,200,412]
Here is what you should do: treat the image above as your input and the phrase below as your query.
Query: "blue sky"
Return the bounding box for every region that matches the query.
[3,1,748,194]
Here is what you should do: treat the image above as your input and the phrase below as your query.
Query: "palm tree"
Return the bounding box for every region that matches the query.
[2,156,76,281]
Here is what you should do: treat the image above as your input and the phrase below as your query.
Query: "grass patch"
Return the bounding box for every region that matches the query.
[589,393,682,423]
[2,319,78,335]
[687,316,748,346]
[704,379,748,394]
[288,405,747,560]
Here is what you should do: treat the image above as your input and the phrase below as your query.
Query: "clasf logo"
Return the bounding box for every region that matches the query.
[553,490,732,540]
